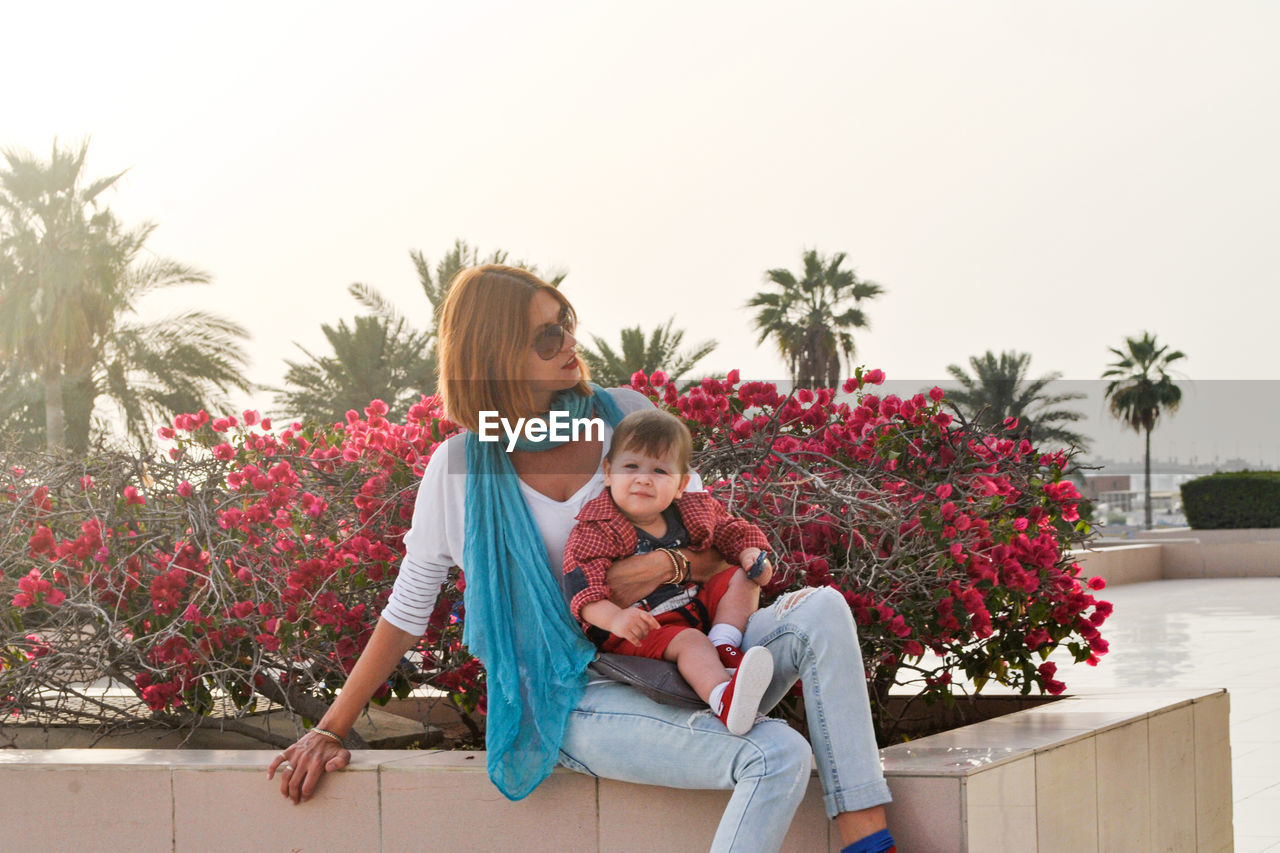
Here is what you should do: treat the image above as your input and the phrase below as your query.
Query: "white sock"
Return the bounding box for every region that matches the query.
[708,680,729,715]
[707,624,742,648]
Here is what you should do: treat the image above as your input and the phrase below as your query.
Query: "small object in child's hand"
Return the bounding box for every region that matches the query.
[746,550,771,582]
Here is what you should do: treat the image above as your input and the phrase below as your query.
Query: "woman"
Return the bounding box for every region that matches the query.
[268,266,894,853]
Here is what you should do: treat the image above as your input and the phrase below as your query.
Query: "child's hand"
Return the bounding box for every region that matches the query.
[740,548,773,586]
[609,607,660,646]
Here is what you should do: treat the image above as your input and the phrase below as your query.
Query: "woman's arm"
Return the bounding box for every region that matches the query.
[606,547,729,607]
[268,616,419,804]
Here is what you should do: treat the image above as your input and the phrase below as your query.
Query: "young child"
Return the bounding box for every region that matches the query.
[562,409,776,735]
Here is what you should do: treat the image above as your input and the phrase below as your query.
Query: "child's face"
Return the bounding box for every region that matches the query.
[603,446,691,522]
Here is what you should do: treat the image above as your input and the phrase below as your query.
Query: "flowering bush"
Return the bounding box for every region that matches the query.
[1,369,1108,747]
[1,400,479,747]
[631,368,1108,739]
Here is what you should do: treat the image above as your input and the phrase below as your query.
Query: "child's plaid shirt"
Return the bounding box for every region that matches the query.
[562,487,770,627]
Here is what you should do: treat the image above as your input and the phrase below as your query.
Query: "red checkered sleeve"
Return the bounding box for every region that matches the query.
[562,520,626,622]
[679,492,771,564]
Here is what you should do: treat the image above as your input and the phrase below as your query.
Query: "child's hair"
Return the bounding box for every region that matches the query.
[606,409,693,474]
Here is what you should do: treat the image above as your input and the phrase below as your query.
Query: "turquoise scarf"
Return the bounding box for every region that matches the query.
[462,383,625,800]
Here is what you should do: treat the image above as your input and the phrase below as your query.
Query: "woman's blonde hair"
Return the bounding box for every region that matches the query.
[437,264,592,432]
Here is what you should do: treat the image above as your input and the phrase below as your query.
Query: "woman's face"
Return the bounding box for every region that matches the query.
[524,289,582,405]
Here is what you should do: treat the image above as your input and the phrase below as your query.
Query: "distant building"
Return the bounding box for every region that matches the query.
[1082,475,1130,501]
[1084,474,1141,512]
[1083,463,1201,513]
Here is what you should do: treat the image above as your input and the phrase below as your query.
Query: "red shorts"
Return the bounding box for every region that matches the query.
[599,566,737,660]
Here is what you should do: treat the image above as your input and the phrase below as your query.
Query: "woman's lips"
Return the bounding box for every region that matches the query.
[562,354,579,369]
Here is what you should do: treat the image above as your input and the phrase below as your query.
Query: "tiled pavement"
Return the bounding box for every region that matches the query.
[1039,577,1280,851]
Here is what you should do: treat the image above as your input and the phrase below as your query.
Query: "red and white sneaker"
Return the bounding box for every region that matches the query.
[715,646,774,735]
[715,643,744,671]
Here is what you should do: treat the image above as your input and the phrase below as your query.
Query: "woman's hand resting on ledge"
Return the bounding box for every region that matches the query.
[266,617,418,805]
[268,729,352,805]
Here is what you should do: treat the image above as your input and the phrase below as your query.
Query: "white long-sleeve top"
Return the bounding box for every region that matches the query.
[381,388,703,636]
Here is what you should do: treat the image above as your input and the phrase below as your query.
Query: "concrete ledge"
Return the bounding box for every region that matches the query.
[879,689,1231,852]
[1075,529,1280,587]
[0,688,1230,852]
[1072,544,1164,587]
[1164,541,1280,579]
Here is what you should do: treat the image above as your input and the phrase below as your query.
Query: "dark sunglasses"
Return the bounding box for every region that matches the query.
[532,310,574,360]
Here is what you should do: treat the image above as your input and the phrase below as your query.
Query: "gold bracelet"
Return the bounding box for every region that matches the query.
[676,550,691,584]
[658,548,682,585]
[668,549,683,584]
[310,727,345,747]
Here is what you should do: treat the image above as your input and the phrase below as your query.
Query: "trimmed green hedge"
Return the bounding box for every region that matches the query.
[1181,471,1280,529]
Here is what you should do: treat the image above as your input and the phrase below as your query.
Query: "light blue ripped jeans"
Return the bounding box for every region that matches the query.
[558,586,892,853]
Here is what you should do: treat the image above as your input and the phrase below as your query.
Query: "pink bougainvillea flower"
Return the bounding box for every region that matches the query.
[1024,628,1051,650]
[27,526,55,556]
[213,443,235,461]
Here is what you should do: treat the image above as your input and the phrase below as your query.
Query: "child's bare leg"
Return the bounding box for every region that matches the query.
[663,628,730,702]
[667,629,775,736]
[706,569,760,669]
[713,568,760,633]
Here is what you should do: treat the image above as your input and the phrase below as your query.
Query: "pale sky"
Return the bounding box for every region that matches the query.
[6,2,1279,461]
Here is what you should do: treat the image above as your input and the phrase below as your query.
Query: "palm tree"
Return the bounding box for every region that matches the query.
[350,240,566,345]
[580,318,717,387]
[0,140,124,449]
[276,315,436,424]
[1103,332,1186,529]
[945,350,1089,450]
[89,236,252,449]
[748,249,884,389]
[0,140,250,452]
[277,241,564,422]
[0,363,44,450]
